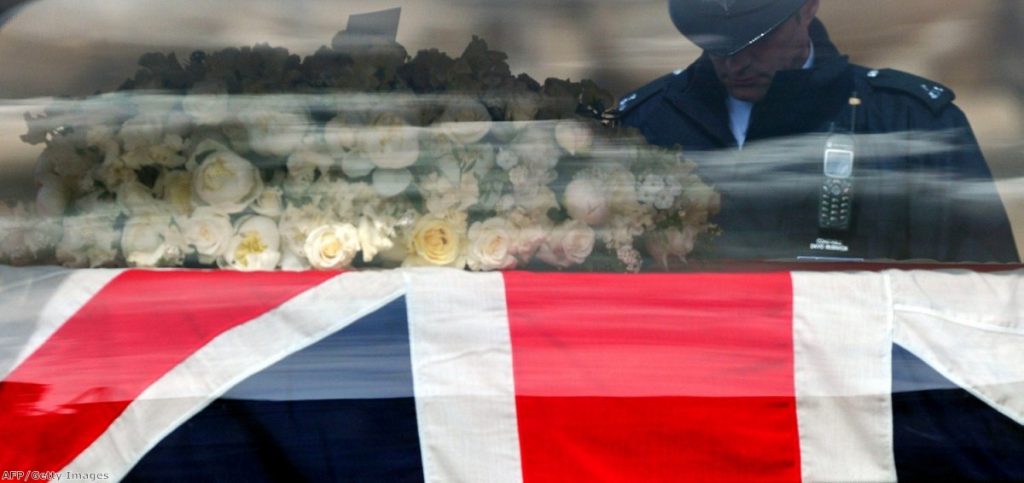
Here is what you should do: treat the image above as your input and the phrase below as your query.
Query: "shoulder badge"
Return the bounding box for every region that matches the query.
[864,68,955,114]
[612,70,684,119]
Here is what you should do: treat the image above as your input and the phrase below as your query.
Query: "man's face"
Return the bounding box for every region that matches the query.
[708,4,816,102]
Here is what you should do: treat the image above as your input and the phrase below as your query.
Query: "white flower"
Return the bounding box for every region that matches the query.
[564,177,610,226]
[304,223,360,269]
[554,120,593,156]
[219,215,282,271]
[278,203,331,261]
[466,217,517,271]
[434,100,492,144]
[495,147,520,170]
[537,220,595,268]
[155,169,194,217]
[183,207,233,264]
[55,213,121,268]
[117,181,158,215]
[287,150,334,181]
[510,125,560,171]
[192,149,263,214]
[357,112,421,170]
[357,214,395,263]
[121,213,186,267]
[404,213,467,268]
[252,185,285,219]
[637,173,683,209]
[241,106,312,158]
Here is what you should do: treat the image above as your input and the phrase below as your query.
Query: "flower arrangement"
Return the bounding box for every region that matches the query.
[4,35,719,272]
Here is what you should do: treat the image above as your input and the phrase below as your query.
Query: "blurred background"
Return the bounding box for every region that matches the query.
[1,0,1023,250]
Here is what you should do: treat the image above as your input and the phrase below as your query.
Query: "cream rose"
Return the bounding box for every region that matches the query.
[407,215,464,267]
[303,223,361,270]
[183,207,233,264]
[219,215,282,271]
[192,149,263,214]
[121,213,186,267]
[466,218,517,271]
[537,220,595,268]
[564,177,610,226]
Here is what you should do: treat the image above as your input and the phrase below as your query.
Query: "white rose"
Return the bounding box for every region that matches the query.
[183,207,233,264]
[278,203,331,260]
[554,120,594,156]
[192,149,263,213]
[303,223,360,270]
[121,213,186,267]
[466,218,517,271]
[357,113,421,170]
[564,177,610,226]
[117,180,158,215]
[220,215,282,271]
[252,185,284,219]
[537,220,595,268]
[357,215,395,263]
[241,107,311,158]
[434,100,492,145]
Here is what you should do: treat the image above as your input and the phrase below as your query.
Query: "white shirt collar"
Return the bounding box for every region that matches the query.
[727,41,815,148]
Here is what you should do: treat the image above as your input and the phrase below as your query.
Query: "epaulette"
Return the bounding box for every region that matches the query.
[863,68,955,115]
[609,70,683,119]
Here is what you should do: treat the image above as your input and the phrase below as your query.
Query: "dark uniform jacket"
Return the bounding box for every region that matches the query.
[619,19,1018,263]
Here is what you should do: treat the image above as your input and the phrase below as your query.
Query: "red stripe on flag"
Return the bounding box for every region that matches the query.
[505,272,800,482]
[0,270,337,475]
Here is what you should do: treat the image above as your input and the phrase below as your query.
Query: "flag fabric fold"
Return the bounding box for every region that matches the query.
[0,266,1022,482]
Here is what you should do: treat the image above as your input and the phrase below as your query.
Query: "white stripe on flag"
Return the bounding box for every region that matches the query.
[791,271,897,482]
[0,268,123,381]
[62,270,406,481]
[891,270,1024,426]
[405,268,523,483]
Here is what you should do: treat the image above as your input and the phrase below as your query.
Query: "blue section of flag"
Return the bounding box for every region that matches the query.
[892,343,1024,481]
[124,297,423,483]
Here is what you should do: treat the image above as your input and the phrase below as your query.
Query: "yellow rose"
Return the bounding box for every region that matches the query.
[410,215,462,266]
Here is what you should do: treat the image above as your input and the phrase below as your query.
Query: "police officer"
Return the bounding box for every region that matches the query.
[618,0,1019,262]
